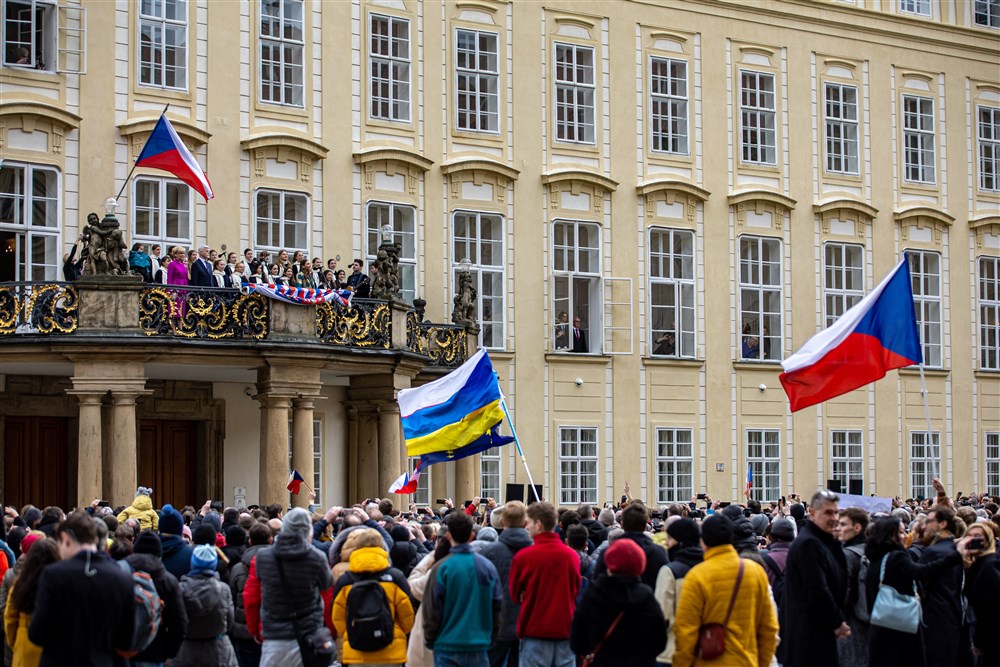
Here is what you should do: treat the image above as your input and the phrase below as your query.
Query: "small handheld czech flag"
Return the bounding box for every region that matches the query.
[746,463,753,497]
[286,469,305,495]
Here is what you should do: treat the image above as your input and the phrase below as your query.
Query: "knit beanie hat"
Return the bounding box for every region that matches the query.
[133,530,163,558]
[190,544,217,575]
[225,525,247,548]
[666,517,700,546]
[159,504,183,536]
[721,504,745,521]
[283,507,312,539]
[750,513,770,537]
[202,511,222,534]
[474,526,498,543]
[193,524,218,546]
[390,525,411,543]
[790,504,806,521]
[135,486,153,498]
[604,538,646,577]
[769,518,796,542]
[702,514,735,548]
[20,531,43,555]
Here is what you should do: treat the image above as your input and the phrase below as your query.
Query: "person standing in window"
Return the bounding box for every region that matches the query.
[554,311,570,350]
[571,316,589,353]
[654,330,676,356]
[742,335,761,359]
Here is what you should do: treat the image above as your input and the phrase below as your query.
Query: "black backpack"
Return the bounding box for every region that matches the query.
[761,552,785,612]
[345,573,395,651]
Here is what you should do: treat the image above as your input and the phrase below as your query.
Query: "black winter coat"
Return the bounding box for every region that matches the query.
[863,545,962,667]
[229,543,268,641]
[593,532,669,590]
[569,574,666,667]
[581,519,609,551]
[778,520,848,667]
[126,552,189,662]
[253,534,333,640]
[478,527,534,642]
[665,544,703,579]
[964,552,1000,660]
[918,538,969,667]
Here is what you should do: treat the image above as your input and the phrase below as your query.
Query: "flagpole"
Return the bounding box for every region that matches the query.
[917,364,939,481]
[499,397,541,503]
[115,103,170,202]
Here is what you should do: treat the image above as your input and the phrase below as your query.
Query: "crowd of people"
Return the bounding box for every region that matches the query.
[0,480,997,667]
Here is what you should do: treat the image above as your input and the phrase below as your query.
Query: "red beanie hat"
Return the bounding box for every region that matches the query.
[604,538,646,577]
[20,531,43,555]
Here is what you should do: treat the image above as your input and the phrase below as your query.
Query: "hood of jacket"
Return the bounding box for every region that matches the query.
[132,495,153,512]
[349,546,390,574]
[126,552,166,577]
[581,519,607,541]
[241,543,269,567]
[589,573,652,606]
[667,544,704,568]
[498,527,533,550]
[160,533,189,557]
[182,572,222,614]
[731,516,758,551]
[272,532,312,559]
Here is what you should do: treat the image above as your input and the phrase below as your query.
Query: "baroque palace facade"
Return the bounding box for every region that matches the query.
[0,0,998,509]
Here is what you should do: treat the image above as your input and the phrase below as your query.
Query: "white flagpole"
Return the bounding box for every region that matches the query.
[499,396,541,503]
[917,364,939,481]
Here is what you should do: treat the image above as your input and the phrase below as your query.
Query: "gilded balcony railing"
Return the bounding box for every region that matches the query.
[407,310,468,368]
[0,282,79,335]
[139,287,269,339]
[316,298,392,349]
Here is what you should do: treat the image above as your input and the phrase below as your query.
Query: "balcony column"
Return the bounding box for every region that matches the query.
[355,405,379,501]
[68,391,104,507]
[291,397,315,509]
[257,395,292,506]
[347,405,359,504]
[377,402,402,499]
[108,391,143,505]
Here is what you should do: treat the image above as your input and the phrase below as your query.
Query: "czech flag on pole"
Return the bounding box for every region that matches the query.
[779,254,922,412]
[388,461,422,495]
[286,469,305,495]
[135,114,214,201]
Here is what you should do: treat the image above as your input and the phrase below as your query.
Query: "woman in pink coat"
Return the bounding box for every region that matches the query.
[166,246,189,331]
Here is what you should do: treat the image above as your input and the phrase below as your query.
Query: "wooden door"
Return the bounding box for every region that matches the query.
[3,416,69,509]
[138,420,197,508]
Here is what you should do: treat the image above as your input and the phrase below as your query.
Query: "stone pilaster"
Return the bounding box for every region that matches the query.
[377,402,402,498]
[68,391,103,507]
[257,395,291,506]
[291,397,315,508]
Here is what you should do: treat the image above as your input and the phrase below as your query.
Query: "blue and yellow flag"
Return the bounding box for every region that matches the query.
[398,349,508,458]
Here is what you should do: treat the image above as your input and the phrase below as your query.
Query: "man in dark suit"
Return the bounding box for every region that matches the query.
[918,504,968,667]
[571,316,588,353]
[190,244,214,287]
[346,258,371,298]
[29,510,135,667]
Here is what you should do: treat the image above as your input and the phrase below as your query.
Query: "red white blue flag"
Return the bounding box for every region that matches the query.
[286,469,305,494]
[243,283,353,307]
[746,463,753,496]
[388,461,422,495]
[779,255,922,412]
[135,114,214,201]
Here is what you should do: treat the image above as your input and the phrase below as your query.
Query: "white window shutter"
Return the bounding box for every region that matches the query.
[57,4,86,74]
[602,276,633,355]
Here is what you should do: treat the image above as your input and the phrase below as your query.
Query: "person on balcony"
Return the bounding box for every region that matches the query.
[62,236,86,282]
[167,246,190,331]
[571,316,589,353]
[191,245,214,288]
[554,311,570,350]
[347,258,371,298]
[213,259,234,289]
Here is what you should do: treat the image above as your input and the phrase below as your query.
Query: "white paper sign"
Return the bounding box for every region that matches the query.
[838,493,892,514]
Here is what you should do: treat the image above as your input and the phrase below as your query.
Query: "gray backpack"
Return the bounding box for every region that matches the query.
[845,544,869,622]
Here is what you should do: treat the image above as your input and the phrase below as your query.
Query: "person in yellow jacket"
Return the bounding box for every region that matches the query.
[117,486,159,531]
[673,514,778,667]
[331,528,414,665]
[4,538,60,667]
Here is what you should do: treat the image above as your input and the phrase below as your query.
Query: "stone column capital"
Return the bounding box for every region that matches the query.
[292,397,316,411]
[67,390,106,404]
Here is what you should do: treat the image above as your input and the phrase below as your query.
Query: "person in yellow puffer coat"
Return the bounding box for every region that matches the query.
[117,486,159,531]
[673,514,778,667]
[332,528,414,665]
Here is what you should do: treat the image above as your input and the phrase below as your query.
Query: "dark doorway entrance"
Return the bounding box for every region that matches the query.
[139,420,198,508]
[3,416,70,509]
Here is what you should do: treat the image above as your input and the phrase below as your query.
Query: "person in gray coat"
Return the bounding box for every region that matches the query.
[478,501,534,667]
[173,544,237,667]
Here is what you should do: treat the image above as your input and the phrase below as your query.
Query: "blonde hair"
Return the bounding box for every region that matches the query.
[967,522,996,556]
[351,527,383,550]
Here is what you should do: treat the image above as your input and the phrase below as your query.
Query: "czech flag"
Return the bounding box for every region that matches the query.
[135,114,214,201]
[388,461,422,495]
[779,255,922,412]
[286,469,305,495]
[746,463,753,496]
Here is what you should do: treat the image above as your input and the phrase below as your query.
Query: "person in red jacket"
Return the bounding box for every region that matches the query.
[509,501,582,667]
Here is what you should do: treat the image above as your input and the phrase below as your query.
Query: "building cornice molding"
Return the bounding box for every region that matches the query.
[969,214,1000,230]
[893,206,955,227]
[542,169,618,193]
[813,196,879,221]
[353,147,434,172]
[0,101,81,132]
[638,178,710,202]
[727,189,797,213]
[440,157,520,181]
[118,115,211,146]
[241,131,329,161]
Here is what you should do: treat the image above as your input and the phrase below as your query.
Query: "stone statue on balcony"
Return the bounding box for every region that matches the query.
[370,247,401,300]
[451,268,478,329]
[83,211,129,276]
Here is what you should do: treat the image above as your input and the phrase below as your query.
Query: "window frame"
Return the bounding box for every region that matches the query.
[312,418,322,507]
[909,431,940,499]
[366,200,417,304]
[649,55,689,155]
[974,0,1000,28]
[252,188,309,253]
[830,429,864,494]
[899,0,931,16]
[407,456,430,506]
[258,0,305,107]
[902,94,936,185]
[452,209,505,349]
[454,27,499,134]
[0,161,61,282]
[739,69,777,166]
[2,0,56,71]
[558,426,599,505]
[746,428,781,502]
[908,249,942,368]
[824,82,860,175]
[480,446,501,502]
[979,255,1000,371]
[738,235,783,362]
[986,432,1000,496]
[137,0,187,91]
[553,41,596,145]
[977,105,1000,192]
[822,241,865,327]
[552,219,602,354]
[368,12,411,123]
[655,427,694,504]
[131,176,193,248]
[648,226,696,358]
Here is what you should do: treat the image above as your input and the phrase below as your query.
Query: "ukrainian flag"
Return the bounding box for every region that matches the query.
[399,349,506,457]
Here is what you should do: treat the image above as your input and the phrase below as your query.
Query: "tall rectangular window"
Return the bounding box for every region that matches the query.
[552,220,601,353]
[312,419,322,507]
[986,432,1000,496]
[649,228,695,358]
[0,162,59,282]
[481,447,501,501]
[455,28,498,133]
[739,236,782,361]
[909,250,942,367]
[259,0,304,106]
[980,256,1000,370]
[830,430,863,493]
[370,13,410,122]
[132,178,191,247]
[2,0,55,70]
[740,70,776,165]
[975,0,1000,27]
[656,428,693,504]
[978,106,1000,191]
[746,429,780,501]
[823,242,864,326]
[824,83,859,174]
[910,431,940,499]
[559,427,598,505]
[254,189,308,252]
[138,0,187,89]
[408,456,430,506]
[554,42,595,144]
[902,95,935,184]
[650,57,688,154]
[367,201,416,303]
[899,0,931,15]
[453,211,504,348]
